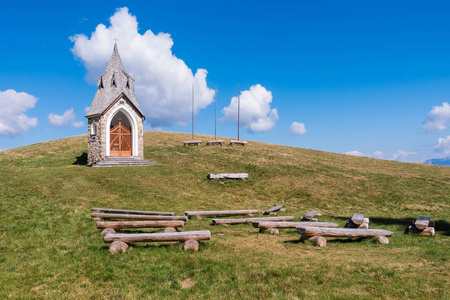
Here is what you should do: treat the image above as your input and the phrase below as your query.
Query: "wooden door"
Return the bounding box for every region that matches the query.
[110,122,132,156]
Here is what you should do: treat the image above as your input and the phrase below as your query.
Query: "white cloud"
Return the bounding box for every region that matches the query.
[0,89,38,137]
[70,7,214,127]
[222,84,278,132]
[344,150,416,161]
[289,122,306,135]
[48,108,84,128]
[422,102,450,132]
[434,136,450,154]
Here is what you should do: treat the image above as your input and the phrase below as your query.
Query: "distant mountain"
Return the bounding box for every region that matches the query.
[424,156,450,166]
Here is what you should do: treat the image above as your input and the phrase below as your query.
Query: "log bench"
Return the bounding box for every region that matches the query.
[185,209,260,219]
[184,140,202,146]
[301,210,322,221]
[212,216,294,225]
[91,208,174,216]
[206,140,225,146]
[207,173,249,180]
[263,205,285,215]
[253,221,339,234]
[230,140,247,146]
[408,216,435,236]
[96,220,184,234]
[345,213,370,229]
[296,226,393,247]
[91,213,188,221]
[104,230,211,253]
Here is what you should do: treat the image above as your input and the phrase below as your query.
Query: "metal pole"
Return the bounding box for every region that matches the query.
[215,84,217,140]
[238,83,240,141]
[192,83,194,140]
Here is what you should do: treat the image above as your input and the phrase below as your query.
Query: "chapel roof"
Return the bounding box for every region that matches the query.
[85,43,145,118]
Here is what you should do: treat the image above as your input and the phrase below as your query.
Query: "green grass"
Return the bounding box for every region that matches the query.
[0,132,449,299]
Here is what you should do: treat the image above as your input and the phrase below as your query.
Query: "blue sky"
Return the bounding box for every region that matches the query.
[1,0,450,162]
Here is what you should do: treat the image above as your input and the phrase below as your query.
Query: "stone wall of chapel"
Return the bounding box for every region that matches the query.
[87,117,102,165]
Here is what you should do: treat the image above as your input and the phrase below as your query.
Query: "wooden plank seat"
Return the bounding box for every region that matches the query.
[91,208,174,216]
[230,140,247,146]
[184,140,202,146]
[185,209,260,219]
[207,173,248,180]
[91,213,188,221]
[253,221,339,234]
[408,216,435,236]
[212,216,294,225]
[96,220,184,229]
[104,230,211,253]
[296,226,394,247]
[263,205,284,215]
[206,140,225,146]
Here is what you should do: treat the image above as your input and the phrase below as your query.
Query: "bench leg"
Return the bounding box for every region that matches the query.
[164,227,177,233]
[300,235,327,247]
[101,228,115,236]
[377,236,389,244]
[182,239,199,251]
[265,228,279,235]
[109,241,128,254]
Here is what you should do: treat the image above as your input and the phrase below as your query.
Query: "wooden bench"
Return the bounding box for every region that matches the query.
[206,140,225,146]
[345,213,370,229]
[207,173,249,180]
[96,220,184,234]
[301,210,321,221]
[253,221,339,234]
[185,209,260,219]
[184,140,202,146]
[296,226,393,247]
[91,208,174,216]
[230,140,247,146]
[263,205,285,215]
[408,216,435,236]
[104,230,211,253]
[212,216,294,226]
[90,213,188,221]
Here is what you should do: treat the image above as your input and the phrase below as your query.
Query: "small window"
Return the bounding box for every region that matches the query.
[119,100,125,105]
[90,122,97,135]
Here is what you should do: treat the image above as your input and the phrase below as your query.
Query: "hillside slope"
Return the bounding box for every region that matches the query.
[0,132,448,299]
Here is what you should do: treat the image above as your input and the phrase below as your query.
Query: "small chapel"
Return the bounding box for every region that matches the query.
[85,43,153,167]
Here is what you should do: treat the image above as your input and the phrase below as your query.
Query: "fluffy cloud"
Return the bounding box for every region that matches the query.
[289,122,306,135]
[0,89,38,137]
[422,102,450,132]
[70,7,214,127]
[222,84,278,132]
[345,150,416,161]
[48,108,84,128]
[434,136,450,154]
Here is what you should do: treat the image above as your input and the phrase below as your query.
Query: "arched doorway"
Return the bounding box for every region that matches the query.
[109,111,132,156]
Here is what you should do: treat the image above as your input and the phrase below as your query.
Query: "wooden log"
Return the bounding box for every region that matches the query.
[253,221,339,229]
[304,210,319,220]
[351,214,365,225]
[230,140,247,146]
[96,220,184,229]
[296,226,394,237]
[185,210,260,218]
[414,216,431,230]
[91,213,188,221]
[263,205,284,215]
[206,140,225,146]
[212,216,294,225]
[184,140,202,146]
[207,173,249,180]
[104,231,211,243]
[91,208,174,216]
[301,235,327,247]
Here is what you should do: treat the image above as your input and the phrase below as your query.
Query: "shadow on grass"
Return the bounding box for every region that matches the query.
[73,152,88,165]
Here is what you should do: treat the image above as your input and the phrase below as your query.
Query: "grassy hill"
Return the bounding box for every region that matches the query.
[0,131,449,299]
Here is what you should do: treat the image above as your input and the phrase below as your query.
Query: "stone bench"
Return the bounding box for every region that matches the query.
[207,173,249,180]
[230,140,247,146]
[184,140,202,146]
[104,230,211,253]
[345,213,370,229]
[301,210,322,221]
[263,205,285,215]
[297,226,394,247]
[206,140,225,146]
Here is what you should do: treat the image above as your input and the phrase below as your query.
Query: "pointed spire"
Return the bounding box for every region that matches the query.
[114,41,118,52]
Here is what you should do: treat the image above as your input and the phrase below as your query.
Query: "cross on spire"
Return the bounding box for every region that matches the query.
[113,37,118,43]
